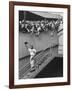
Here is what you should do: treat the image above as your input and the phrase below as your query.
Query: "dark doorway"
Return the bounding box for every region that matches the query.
[35,57,63,78]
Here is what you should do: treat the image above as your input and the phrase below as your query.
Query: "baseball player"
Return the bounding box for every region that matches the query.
[24,42,36,72]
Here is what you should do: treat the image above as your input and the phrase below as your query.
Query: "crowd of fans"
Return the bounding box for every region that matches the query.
[19,19,63,36]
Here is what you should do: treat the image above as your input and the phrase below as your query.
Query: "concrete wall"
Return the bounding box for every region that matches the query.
[19,30,58,58]
[58,23,63,54]
[58,34,63,54]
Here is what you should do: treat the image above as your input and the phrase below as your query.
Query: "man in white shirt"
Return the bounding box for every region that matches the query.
[24,42,36,72]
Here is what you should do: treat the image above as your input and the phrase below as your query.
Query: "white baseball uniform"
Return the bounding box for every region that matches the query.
[28,48,36,68]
